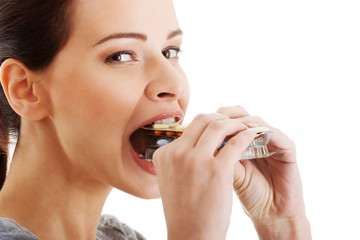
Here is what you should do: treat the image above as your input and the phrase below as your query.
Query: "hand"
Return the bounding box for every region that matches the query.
[153,113,257,240]
[217,106,311,240]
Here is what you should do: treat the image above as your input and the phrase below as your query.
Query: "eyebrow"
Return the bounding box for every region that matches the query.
[93,29,183,46]
[167,29,183,40]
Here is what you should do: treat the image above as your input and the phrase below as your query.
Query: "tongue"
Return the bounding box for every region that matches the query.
[130,129,147,155]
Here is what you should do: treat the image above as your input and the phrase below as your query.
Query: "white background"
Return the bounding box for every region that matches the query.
[103,1,360,239]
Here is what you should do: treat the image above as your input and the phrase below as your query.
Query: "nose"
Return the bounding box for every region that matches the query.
[144,58,188,102]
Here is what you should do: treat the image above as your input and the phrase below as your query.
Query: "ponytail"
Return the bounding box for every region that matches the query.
[0,98,10,190]
[0,87,18,191]
[0,133,8,191]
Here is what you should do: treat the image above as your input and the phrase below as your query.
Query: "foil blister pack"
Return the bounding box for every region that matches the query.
[139,124,275,161]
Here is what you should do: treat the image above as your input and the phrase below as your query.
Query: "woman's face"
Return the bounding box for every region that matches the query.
[42,0,189,198]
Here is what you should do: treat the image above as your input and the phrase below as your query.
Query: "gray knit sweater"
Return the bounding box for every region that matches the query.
[0,214,146,240]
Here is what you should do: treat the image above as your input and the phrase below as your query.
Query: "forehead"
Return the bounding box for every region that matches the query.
[70,0,180,44]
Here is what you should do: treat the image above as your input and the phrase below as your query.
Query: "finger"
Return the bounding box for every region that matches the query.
[233,160,249,189]
[238,116,296,162]
[237,116,270,128]
[195,119,248,156]
[233,159,258,198]
[237,115,281,136]
[216,128,257,164]
[217,105,250,119]
[179,113,229,147]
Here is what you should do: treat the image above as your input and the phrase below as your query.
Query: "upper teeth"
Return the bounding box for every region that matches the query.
[154,117,176,124]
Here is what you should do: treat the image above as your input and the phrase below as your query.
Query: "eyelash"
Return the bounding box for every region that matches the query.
[105,51,136,63]
[105,47,182,64]
[162,46,182,60]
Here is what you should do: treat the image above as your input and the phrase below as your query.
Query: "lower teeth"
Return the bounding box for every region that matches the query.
[137,152,152,162]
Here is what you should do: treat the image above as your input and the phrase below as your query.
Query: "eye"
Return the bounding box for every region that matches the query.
[105,51,136,63]
[162,47,181,59]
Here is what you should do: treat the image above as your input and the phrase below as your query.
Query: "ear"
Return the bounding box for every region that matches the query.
[0,59,50,120]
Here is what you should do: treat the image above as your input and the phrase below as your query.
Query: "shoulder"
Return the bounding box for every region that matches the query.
[0,215,146,240]
[96,214,146,240]
[0,218,39,240]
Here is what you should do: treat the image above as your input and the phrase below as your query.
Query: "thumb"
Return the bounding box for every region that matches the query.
[233,161,245,191]
[233,160,254,195]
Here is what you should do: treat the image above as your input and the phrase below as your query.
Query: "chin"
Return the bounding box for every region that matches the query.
[114,181,161,200]
[136,188,161,199]
[110,164,161,199]
[135,176,161,199]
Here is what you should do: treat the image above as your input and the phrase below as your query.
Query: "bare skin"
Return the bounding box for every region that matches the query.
[0,0,188,239]
[154,106,311,240]
[219,106,312,239]
[0,0,311,239]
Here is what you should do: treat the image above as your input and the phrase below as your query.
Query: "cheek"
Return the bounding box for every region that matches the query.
[53,72,141,125]
[181,90,190,112]
[177,67,190,111]
[49,70,143,160]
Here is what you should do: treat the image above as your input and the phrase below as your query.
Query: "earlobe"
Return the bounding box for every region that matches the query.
[0,58,49,120]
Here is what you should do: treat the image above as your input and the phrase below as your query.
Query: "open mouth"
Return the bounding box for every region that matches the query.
[130,117,182,161]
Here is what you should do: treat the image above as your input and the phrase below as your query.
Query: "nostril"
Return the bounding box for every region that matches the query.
[157,92,175,98]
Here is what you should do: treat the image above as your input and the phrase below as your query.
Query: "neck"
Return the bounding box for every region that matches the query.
[0,120,112,239]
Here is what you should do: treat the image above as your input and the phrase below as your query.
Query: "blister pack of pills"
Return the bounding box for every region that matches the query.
[139,123,275,161]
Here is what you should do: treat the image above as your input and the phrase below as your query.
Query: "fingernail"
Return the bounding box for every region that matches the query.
[243,127,259,133]
[246,123,259,128]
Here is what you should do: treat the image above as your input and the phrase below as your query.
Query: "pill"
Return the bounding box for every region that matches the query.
[168,122,180,128]
[176,125,187,131]
[153,123,170,129]
[165,131,176,136]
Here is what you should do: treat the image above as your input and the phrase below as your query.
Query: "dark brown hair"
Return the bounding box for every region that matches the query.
[0,0,75,190]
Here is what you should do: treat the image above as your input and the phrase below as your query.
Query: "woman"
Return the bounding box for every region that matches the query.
[0,0,311,239]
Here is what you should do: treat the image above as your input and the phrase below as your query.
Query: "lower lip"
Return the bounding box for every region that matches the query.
[130,146,157,176]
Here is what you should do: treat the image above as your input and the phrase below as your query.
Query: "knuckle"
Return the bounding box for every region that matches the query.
[217,105,245,112]
[227,137,242,147]
[288,138,296,149]
[154,144,175,159]
[252,116,262,121]
[213,112,229,119]
[234,105,246,111]
[217,106,234,115]
[217,105,249,118]
[194,113,228,123]
[216,106,229,114]
[152,147,164,162]
[207,120,225,131]
[164,142,184,159]
[251,116,266,124]
[172,147,185,160]
[194,113,208,121]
